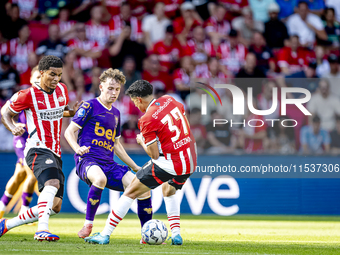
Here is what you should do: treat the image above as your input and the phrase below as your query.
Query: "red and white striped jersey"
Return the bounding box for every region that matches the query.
[157,0,184,19]
[11,0,38,20]
[138,95,197,175]
[85,20,111,49]
[217,42,247,74]
[9,82,69,157]
[173,68,190,88]
[204,16,231,36]
[67,38,99,70]
[109,15,143,41]
[8,38,35,74]
[277,47,314,74]
[186,39,215,63]
[51,19,76,36]
[104,0,124,16]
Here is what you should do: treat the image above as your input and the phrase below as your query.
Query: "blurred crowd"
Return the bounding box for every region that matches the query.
[0,0,340,155]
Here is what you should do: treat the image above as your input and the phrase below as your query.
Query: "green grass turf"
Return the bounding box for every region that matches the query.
[0,214,340,255]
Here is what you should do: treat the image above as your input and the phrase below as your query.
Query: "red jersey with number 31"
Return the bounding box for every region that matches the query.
[9,82,69,157]
[138,95,197,176]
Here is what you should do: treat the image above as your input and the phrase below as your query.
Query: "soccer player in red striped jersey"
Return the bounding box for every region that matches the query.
[85,80,197,245]
[0,55,81,242]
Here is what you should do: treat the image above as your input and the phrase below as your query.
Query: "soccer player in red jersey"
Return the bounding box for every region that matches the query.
[85,80,197,245]
[0,66,40,219]
[0,55,81,241]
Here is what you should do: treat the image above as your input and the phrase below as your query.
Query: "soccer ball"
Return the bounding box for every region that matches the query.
[141,219,168,245]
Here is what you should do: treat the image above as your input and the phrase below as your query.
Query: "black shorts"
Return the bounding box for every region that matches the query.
[25,148,65,199]
[136,160,192,190]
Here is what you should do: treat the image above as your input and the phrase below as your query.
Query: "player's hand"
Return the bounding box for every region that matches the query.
[73,101,84,113]
[136,134,144,145]
[12,126,25,136]
[132,166,141,173]
[76,146,91,156]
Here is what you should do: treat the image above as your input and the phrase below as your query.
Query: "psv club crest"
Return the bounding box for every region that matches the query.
[58,96,65,103]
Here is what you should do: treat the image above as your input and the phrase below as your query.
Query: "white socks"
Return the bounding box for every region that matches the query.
[84,220,93,226]
[164,194,181,236]
[37,186,58,231]
[101,195,133,236]
[0,201,6,212]
[7,206,39,230]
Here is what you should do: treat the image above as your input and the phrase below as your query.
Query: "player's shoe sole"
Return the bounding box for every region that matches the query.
[84,232,110,245]
[34,230,59,242]
[78,224,93,239]
[0,219,8,237]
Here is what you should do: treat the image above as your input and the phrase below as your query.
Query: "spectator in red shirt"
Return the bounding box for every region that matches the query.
[109,2,143,43]
[8,24,35,74]
[217,29,247,75]
[239,113,268,153]
[173,2,203,45]
[157,0,184,19]
[248,31,275,74]
[67,23,102,72]
[277,35,314,75]
[85,5,111,49]
[204,4,230,42]
[121,113,142,151]
[142,53,174,93]
[197,57,230,97]
[187,25,216,66]
[9,0,38,21]
[152,24,181,72]
[218,0,249,22]
[173,55,194,100]
[104,0,124,17]
[51,6,76,42]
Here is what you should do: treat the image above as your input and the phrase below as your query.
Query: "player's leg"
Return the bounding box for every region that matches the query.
[122,171,153,228]
[163,174,191,245]
[0,188,63,239]
[20,165,37,214]
[85,176,150,244]
[77,165,106,238]
[162,183,181,245]
[85,161,170,244]
[0,163,27,218]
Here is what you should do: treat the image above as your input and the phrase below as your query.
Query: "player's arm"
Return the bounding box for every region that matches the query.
[1,101,25,128]
[63,101,83,117]
[64,122,90,156]
[114,137,140,172]
[1,108,25,136]
[136,134,160,160]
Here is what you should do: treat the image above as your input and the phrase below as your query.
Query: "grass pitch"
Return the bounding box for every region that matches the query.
[0,214,339,255]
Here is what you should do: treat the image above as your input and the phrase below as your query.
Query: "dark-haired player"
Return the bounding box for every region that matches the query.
[64,69,152,240]
[0,66,40,218]
[0,55,81,241]
[85,80,197,245]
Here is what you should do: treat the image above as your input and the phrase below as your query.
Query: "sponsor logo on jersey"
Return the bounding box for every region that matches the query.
[78,108,86,117]
[39,108,64,120]
[38,100,45,106]
[152,98,173,119]
[45,158,53,164]
[58,96,65,103]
